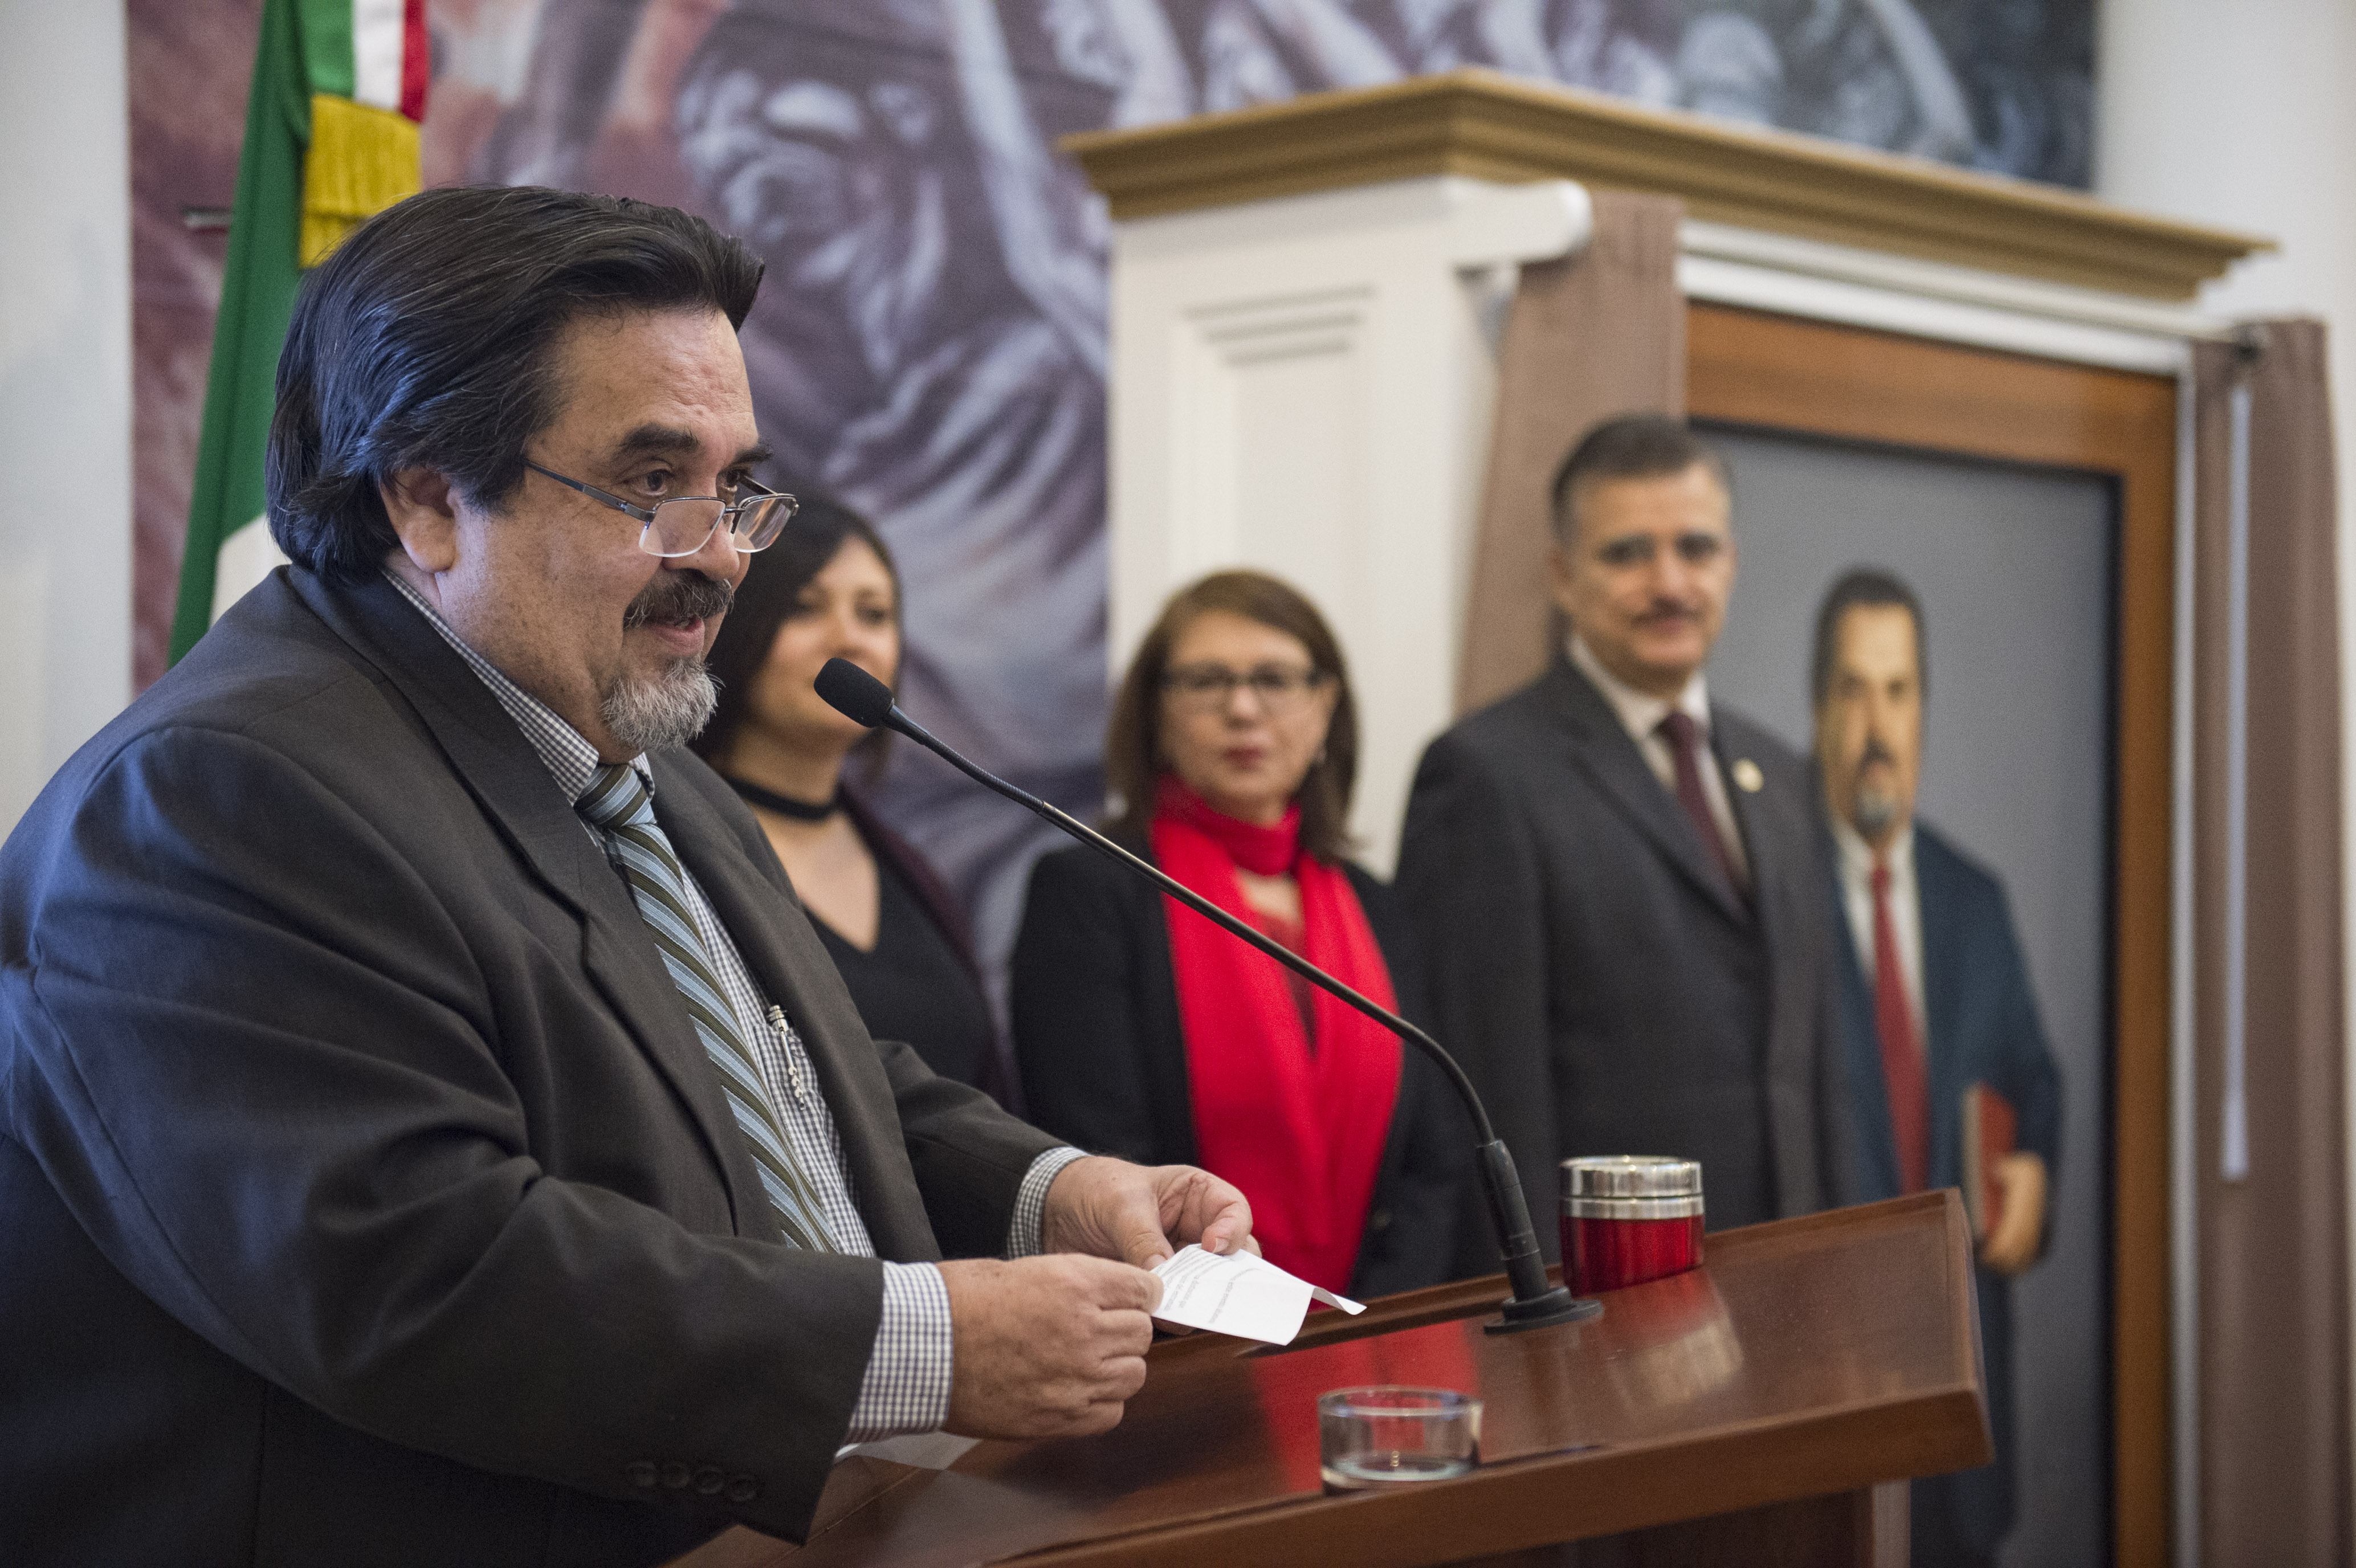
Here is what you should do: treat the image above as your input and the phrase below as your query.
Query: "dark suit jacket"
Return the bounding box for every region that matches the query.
[1009,833,1472,1300]
[0,570,1061,1567]
[1396,658,1856,1269]
[1832,820,2062,1556]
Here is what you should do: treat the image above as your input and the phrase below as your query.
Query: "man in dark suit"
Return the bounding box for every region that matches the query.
[1812,568,2060,1568]
[1398,415,1854,1265]
[0,187,1253,1567]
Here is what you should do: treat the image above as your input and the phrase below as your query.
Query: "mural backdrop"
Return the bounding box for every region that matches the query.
[131,0,2097,1014]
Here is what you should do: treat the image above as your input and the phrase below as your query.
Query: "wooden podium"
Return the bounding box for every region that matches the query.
[667,1192,1988,1567]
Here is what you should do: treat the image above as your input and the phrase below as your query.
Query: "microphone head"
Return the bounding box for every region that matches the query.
[816,658,896,729]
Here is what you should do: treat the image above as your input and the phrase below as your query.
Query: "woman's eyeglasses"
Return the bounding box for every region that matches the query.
[1160,664,1327,716]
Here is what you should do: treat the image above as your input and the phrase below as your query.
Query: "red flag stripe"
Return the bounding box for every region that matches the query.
[401,0,428,122]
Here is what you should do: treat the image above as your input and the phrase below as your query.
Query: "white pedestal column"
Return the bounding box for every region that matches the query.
[1106,175,1590,871]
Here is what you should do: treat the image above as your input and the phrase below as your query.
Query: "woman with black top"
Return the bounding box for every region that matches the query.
[694,498,997,1091]
[1012,570,1469,1298]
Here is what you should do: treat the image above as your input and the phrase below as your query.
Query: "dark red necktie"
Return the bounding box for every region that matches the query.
[1657,711,1739,893]
[1871,860,1929,1193]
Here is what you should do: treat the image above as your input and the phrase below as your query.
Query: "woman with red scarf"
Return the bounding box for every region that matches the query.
[1012,571,1469,1298]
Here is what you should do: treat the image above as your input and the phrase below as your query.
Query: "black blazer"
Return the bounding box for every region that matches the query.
[0,569,1061,1566]
[1396,658,1856,1268]
[1009,831,1472,1300]
[1833,819,2061,1555]
[822,786,1001,1095]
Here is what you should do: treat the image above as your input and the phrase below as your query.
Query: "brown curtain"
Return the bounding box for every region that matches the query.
[2190,318,2351,1562]
[1455,191,1686,715]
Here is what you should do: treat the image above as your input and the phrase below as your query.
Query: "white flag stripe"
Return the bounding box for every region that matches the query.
[210,514,290,624]
[350,0,407,111]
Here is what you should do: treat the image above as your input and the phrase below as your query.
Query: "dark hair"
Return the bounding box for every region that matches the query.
[1105,570,1360,863]
[691,496,900,777]
[1811,567,1928,707]
[1548,414,1730,544]
[267,186,765,583]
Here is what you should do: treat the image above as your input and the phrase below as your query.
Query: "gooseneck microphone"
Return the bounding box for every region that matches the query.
[815,657,1597,1334]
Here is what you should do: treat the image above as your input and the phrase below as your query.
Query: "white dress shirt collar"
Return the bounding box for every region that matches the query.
[1569,632,1713,744]
[1568,634,1750,886]
[1829,811,1915,890]
[380,567,647,803]
[1831,811,1926,1046]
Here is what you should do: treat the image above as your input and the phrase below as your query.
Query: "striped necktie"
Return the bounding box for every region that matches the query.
[578,763,837,1252]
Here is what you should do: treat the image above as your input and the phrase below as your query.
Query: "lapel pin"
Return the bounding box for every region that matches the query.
[1731,759,1764,794]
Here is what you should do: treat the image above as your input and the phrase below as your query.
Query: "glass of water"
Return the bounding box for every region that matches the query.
[1317,1386,1482,1493]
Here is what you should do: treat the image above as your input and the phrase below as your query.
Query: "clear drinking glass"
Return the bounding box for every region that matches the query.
[1317,1386,1482,1493]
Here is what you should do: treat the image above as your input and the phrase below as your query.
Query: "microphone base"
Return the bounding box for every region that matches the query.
[1483,1285,1603,1335]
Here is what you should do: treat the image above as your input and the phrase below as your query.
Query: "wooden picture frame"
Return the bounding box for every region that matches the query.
[1686,300,2178,1565]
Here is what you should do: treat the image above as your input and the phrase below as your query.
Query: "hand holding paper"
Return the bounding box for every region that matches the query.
[1040,1157,1256,1269]
[1150,1246,1365,1345]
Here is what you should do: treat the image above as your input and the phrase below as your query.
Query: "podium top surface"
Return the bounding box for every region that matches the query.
[675,1192,1988,1568]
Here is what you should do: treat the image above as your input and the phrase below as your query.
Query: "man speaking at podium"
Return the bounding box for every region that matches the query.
[0,187,1250,1567]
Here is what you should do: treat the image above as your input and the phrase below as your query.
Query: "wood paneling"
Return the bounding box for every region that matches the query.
[1686,302,2179,1566]
[1063,70,2268,300]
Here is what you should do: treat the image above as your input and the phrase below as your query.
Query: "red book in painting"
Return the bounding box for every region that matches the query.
[1960,1082,2018,1243]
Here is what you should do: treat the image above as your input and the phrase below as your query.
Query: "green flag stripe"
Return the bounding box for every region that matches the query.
[170,0,312,665]
[298,0,357,100]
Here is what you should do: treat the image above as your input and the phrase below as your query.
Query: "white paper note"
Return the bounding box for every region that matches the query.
[1149,1246,1366,1345]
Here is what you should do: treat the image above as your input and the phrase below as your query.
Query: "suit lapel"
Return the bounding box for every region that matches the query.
[1723,725,1815,1137]
[1547,662,1750,928]
[655,760,939,1261]
[1718,725,1780,936]
[1826,845,1903,1199]
[1913,827,1967,1189]
[291,571,768,1235]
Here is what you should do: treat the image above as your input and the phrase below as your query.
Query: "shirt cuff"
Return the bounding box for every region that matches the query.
[843,1149,1087,1443]
[1007,1146,1090,1260]
[843,1261,953,1442]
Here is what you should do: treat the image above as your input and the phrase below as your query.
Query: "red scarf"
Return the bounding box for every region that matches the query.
[1151,778,1404,1294]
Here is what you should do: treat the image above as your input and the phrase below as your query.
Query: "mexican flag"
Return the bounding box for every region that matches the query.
[169,0,429,665]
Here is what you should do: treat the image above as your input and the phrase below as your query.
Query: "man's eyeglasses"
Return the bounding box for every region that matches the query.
[1161,663,1328,716]
[525,461,798,558]
[1592,531,1727,570]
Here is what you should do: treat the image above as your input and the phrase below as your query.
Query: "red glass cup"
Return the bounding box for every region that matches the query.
[1560,1157,1705,1296]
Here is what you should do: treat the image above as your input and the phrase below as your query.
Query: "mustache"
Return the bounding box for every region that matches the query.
[1854,736,1897,777]
[622,571,734,631]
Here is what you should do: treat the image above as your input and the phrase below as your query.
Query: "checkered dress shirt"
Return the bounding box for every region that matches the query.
[382,571,1083,1439]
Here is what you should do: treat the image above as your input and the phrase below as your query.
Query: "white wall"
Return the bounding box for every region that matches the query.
[2096,0,2356,1555]
[2098,6,2356,850]
[2099,3,2356,577]
[0,0,133,835]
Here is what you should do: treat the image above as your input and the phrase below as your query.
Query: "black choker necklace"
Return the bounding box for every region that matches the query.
[727,777,842,823]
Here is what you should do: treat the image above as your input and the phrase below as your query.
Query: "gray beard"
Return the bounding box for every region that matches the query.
[1850,786,1900,841]
[601,658,719,754]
